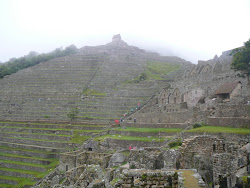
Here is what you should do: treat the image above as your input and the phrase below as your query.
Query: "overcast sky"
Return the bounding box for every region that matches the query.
[0,0,250,64]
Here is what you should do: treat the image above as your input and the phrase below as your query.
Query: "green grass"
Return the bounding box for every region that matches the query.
[0,183,16,188]
[0,152,54,162]
[185,126,250,134]
[0,158,58,170]
[146,62,180,80]
[123,62,180,83]
[0,126,104,133]
[1,131,71,138]
[0,167,42,178]
[0,158,59,181]
[82,89,106,96]
[0,146,61,154]
[93,134,165,142]
[0,121,106,128]
[121,151,130,156]
[70,134,91,144]
[114,127,182,133]
[5,135,90,144]
[180,170,200,188]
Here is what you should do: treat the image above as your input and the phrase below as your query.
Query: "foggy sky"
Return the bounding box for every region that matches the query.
[0,0,250,64]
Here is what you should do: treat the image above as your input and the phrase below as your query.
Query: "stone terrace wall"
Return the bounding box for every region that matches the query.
[115,169,178,188]
[120,122,187,129]
[59,150,112,171]
[0,36,190,122]
[207,117,250,128]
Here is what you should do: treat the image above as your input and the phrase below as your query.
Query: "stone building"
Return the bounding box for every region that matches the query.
[59,150,112,171]
[216,81,242,100]
[178,136,250,188]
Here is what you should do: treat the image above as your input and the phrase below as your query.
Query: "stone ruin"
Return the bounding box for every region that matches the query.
[0,35,249,187]
[34,147,206,188]
[178,135,250,188]
[130,47,250,127]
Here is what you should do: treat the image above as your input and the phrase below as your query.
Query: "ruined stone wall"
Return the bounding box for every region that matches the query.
[115,169,178,188]
[59,150,112,171]
[128,148,162,170]
[213,153,238,187]
[182,132,250,145]
[133,110,193,124]
[231,83,242,98]
[59,152,77,171]
[207,117,250,128]
[106,138,162,150]
[121,122,187,129]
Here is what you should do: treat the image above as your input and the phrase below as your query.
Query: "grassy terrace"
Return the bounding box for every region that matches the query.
[0,121,108,187]
[0,126,103,132]
[93,134,166,142]
[0,121,106,127]
[0,159,58,172]
[146,62,180,80]
[4,135,91,145]
[114,127,183,133]
[178,170,201,188]
[0,152,55,162]
[0,146,61,155]
[185,126,250,134]
[0,176,36,188]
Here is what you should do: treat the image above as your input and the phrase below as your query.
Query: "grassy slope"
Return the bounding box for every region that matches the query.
[114,127,182,133]
[185,126,250,134]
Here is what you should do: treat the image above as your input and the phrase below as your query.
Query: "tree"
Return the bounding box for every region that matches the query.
[67,107,79,121]
[231,39,250,84]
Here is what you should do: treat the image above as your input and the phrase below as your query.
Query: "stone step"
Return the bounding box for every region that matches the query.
[0,162,46,172]
[0,148,57,159]
[0,122,106,130]
[0,178,17,185]
[121,122,188,129]
[0,137,79,149]
[0,154,51,165]
[109,130,178,137]
[0,141,66,153]
[0,169,35,179]
[106,138,163,149]
[0,127,73,135]
[0,132,72,142]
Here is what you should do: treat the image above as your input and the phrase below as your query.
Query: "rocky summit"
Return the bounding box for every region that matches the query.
[0,35,249,188]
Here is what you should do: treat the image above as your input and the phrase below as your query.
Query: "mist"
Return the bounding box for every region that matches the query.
[0,0,250,64]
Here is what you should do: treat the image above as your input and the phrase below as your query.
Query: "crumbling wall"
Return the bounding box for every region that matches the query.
[59,150,112,171]
[115,169,178,188]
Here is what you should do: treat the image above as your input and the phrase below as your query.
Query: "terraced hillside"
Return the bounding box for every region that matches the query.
[0,121,107,187]
[0,35,192,187]
[0,35,191,122]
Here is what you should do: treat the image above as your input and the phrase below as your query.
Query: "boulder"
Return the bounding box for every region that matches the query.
[108,153,126,168]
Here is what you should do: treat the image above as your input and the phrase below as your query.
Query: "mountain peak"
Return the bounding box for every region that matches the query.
[107,34,128,47]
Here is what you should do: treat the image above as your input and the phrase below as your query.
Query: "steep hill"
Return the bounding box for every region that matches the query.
[0,34,191,122]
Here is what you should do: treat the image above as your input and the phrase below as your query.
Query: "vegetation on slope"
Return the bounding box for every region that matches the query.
[114,127,182,133]
[231,39,250,84]
[125,62,180,83]
[82,89,106,96]
[185,125,250,134]
[93,134,165,142]
[0,45,78,78]
[146,62,180,80]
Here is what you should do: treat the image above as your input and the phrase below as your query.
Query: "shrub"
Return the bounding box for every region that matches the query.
[130,164,136,169]
[67,107,79,121]
[192,123,202,129]
[168,140,182,148]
